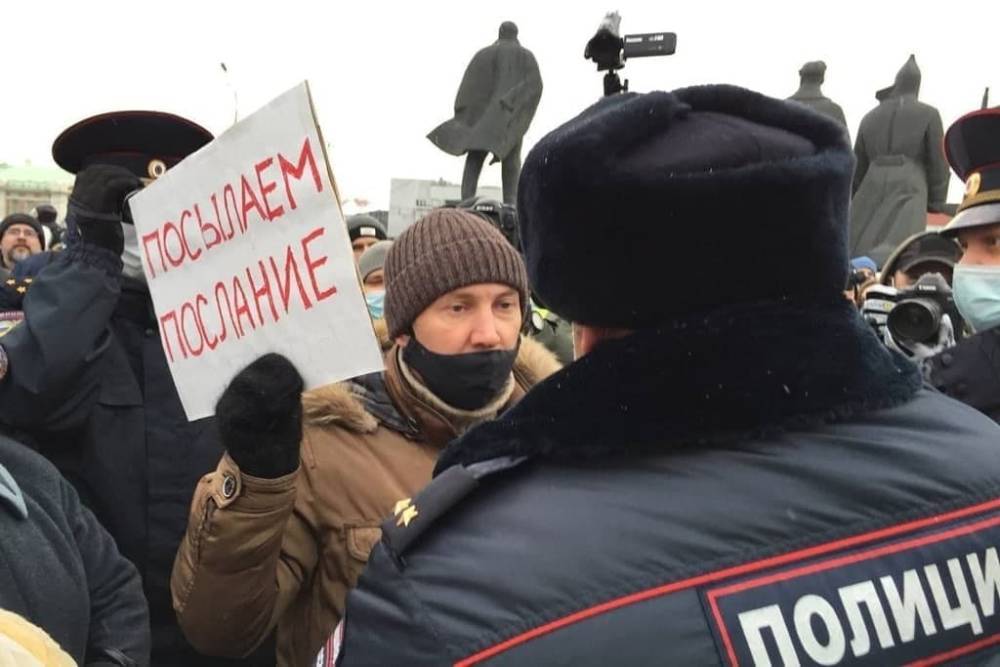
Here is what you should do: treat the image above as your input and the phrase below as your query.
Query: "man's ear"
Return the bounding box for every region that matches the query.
[572,324,601,361]
[573,324,633,360]
[396,334,410,348]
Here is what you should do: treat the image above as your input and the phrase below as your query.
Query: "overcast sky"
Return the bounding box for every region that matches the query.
[4,1,998,207]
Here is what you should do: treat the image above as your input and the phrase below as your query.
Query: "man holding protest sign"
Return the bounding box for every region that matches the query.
[0,111,275,666]
[171,207,560,666]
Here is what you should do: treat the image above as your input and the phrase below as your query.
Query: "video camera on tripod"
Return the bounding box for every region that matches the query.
[584,12,677,96]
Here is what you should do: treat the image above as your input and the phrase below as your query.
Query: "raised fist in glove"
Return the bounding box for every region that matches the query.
[69,165,143,254]
[216,353,304,479]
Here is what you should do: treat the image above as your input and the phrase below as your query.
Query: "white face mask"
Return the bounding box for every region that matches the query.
[953,264,1000,333]
[121,223,146,284]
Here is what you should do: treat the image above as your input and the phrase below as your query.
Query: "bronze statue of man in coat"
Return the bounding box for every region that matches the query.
[788,61,847,127]
[428,21,543,204]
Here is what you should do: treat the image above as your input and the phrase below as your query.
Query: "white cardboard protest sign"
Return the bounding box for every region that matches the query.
[129,82,384,420]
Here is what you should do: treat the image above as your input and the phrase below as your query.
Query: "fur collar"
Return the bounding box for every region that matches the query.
[302,336,560,434]
[435,300,922,473]
[302,382,380,433]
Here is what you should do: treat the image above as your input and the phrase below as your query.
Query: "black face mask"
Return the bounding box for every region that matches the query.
[402,337,519,411]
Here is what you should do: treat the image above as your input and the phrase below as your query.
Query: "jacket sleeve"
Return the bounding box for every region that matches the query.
[171,453,317,658]
[925,111,950,209]
[63,470,151,666]
[0,244,121,431]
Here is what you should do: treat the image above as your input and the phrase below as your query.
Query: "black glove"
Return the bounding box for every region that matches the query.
[216,353,304,479]
[70,165,142,255]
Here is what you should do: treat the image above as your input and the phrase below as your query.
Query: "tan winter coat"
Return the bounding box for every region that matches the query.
[171,336,559,667]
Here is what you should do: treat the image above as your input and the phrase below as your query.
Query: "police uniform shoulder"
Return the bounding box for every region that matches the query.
[0,275,32,315]
[380,456,528,557]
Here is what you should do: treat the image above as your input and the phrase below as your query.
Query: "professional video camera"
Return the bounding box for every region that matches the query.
[584,12,677,96]
[885,273,965,346]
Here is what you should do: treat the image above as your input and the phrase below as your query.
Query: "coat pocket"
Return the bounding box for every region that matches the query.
[345,525,382,563]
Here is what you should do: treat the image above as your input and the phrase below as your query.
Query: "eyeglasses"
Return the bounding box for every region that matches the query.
[3,225,39,240]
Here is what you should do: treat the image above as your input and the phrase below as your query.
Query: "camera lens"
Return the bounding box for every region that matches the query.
[887,299,942,344]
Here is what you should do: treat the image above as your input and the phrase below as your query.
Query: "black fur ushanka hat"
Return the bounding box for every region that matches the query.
[517,85,854,327]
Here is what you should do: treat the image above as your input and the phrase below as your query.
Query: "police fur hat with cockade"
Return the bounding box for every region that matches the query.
[517,84,854,327]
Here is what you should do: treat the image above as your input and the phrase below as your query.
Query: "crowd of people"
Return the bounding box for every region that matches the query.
[0,80,999,667]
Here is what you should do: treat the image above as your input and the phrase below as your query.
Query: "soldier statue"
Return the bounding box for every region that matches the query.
[850,55,950,265]
[788,60,847,127]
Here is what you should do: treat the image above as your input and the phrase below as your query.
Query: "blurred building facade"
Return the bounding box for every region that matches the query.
[0,163,72,220]
[388,178,502,236]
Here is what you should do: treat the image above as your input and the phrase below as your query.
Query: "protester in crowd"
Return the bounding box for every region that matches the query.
[358,239,390,297]
[0,111,272,666]
[334,86,1000,665]
[0,213,44,278]
[925,106,1000,421]
[877,230,962,288]
[171,208,560,666]
[31,204,63,250]
[0,433,149,665]
[458,196,574,364]
[844,256,877,307]
[346,213,387,264]
[13,207,78,281]
[858,231,963,344]
[357,240,392,350]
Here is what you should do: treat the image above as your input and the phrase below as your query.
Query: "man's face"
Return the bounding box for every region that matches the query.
[1,224,42,268]
[402,283,522,355]
[352,236,379,264]
[363,268,385,294]
[956,223,1000,267]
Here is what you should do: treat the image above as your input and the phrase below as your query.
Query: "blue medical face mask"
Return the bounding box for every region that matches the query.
[365,291,385,320]
[953,264,1000,333]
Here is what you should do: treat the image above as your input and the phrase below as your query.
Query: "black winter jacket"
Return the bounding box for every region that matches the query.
[0,433,148,665]
[0,244,272,666]
[339,301,1000,666]
[927,326,1000,423]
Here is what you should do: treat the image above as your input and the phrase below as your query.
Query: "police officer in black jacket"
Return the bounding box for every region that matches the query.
[0,112,272,666]
[926,107,1000,422]
[334,87,1000,665]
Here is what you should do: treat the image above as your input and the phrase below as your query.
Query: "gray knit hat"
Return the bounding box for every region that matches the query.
[358,240,393,282]
[346,214,388,241]
[384,208,529,338]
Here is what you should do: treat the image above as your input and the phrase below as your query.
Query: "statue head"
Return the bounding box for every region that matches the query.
[893,54,921,97]
[799,61,827,85]
[499,21,518,40]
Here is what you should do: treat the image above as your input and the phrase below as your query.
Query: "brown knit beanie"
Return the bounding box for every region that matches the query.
[384,208,529,339]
